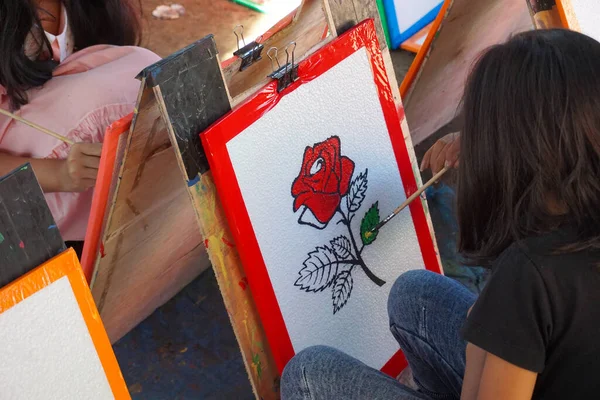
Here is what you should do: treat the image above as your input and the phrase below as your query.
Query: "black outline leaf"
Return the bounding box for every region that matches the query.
[295,246,342,292]
[346,169,368,213]
[332,270,354,314]
[360,201,380,246]
[330,236,352,259]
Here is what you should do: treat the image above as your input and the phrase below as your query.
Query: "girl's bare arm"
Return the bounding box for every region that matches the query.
[0,142,102,192]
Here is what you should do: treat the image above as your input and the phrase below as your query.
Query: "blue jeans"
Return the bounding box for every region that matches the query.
[280,270,477,399]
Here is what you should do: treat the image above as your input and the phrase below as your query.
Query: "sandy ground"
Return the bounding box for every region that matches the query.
[139,0,415,94]
[140,0,301,59]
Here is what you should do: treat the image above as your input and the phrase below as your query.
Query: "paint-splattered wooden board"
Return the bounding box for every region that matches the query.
[0,163,65,288]
[150,36,281,398]
[403,0,533,145]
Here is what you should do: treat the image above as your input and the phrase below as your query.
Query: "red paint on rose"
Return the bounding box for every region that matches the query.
[204,239,209,249]
[291,136,355,224]
[18,241,24,249]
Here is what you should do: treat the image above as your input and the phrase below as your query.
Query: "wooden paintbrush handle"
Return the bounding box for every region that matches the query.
[0,108,75,145]
[393,166,449,214]
[368,166,449,236]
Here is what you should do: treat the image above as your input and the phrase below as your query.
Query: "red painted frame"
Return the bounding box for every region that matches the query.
[202,19,441,375]
[80,114,133,282]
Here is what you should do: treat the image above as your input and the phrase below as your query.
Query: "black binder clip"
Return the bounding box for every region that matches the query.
[233,25,264,71]
[267,42,298,93]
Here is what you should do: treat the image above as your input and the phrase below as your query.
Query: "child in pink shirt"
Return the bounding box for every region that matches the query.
[0,0,160,241]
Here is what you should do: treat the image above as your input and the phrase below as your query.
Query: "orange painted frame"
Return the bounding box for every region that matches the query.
[554,0,572,28]
[0,248,130,399]
[80,114,133,282]
[400,22,434,53]
[399,0,451,98]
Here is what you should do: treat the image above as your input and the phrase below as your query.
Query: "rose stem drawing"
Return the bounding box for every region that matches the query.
[291,136,386,314]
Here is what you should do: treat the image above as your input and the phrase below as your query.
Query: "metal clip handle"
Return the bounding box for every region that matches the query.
[268,42,299,92]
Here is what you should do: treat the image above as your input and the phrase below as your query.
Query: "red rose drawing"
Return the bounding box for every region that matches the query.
[292,136,386,314]
[291,136,355,225]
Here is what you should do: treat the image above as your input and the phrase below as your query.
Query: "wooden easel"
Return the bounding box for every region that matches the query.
[402,0,534,147]
[88,1,439,398]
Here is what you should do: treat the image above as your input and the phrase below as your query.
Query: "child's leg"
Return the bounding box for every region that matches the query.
[281,345,426,400]
[388,270,476,399]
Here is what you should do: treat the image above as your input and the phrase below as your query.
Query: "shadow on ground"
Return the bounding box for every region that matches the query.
[113,269,253,400]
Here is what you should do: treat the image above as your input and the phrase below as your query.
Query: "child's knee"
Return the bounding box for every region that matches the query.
[281,345,337,397]
[387,270,443,328]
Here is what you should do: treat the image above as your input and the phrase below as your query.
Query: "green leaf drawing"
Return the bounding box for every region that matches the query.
[360,202,380,246]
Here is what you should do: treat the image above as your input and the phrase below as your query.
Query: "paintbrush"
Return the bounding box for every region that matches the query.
[0,108,74,145]
[365,166,449,238]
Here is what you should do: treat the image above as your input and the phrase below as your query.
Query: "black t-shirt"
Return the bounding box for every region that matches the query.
[461,228,600,399]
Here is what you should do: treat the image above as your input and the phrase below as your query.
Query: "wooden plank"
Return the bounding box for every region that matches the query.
[322,0,387,51]
[90,76,211,342]
[187,172,280,399]
[322,0,403,117]
[144,36,232,180]
[0,163,65,288]
[154,36,281,399]
[403,0,533,146]
[222,0,328,101]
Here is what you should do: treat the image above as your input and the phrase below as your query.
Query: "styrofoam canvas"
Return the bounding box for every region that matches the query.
[202,20,440,375]
[567,0,600,41]
[384,0,443,48]
[0,249,129,399]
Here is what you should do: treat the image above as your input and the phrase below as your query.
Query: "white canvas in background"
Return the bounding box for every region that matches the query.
[569,0,600,41]
[392,0,441,33]
[227,48,426,369]
[0,276,114,400]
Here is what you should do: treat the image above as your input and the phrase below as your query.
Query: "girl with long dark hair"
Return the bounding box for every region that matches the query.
[0,0,159,241]
[281,29,600,399]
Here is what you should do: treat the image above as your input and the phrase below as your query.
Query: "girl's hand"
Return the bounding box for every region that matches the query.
[421,132,460,173]
[59,143,102,192]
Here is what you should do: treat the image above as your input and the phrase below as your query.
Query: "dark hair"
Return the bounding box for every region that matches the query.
[0,0,141,110]
[457,29,600,265]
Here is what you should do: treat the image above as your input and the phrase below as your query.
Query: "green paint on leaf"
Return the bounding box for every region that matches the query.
[0,233,4,244]
[360,202,380,246]
[20,165,28,171]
